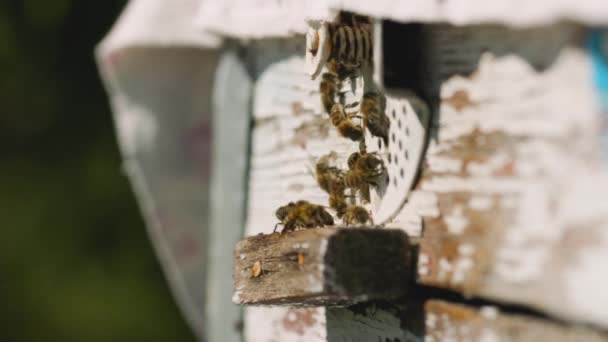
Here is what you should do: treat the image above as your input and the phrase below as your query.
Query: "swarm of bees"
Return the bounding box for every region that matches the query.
[273,12,389,234]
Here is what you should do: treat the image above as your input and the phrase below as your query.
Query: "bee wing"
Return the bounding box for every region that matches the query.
[306,154,318,178]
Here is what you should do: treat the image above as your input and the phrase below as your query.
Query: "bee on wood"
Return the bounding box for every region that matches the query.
[274,200,334,233]
[342,205,373,225]
[361,92,390,144]
[344,150,384,202]
[319,68,363,141]
[315,152,349,218]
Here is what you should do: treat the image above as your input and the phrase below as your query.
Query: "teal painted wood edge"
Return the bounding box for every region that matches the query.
[589,30,608,111]
[589,30,608,162]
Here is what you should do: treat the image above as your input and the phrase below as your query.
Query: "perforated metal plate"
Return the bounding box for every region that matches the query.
[365,92,430,224]
[305,19,431,226]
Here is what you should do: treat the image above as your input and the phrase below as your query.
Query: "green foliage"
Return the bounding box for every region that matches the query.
[0,1,194,340]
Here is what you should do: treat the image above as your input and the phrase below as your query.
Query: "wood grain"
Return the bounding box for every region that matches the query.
[240,21,608,340]
[412,23,608,329]
[233,228,412,306]
[425,300,608,342]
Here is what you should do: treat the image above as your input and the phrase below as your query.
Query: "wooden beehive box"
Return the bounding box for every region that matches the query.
[98,1,608,341]
[228,20,608,342]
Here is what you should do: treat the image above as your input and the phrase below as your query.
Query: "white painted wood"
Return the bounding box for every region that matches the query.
[98,48,220,340]
[425,301,608,342]
[412,23,608,329]
[196,0,608,39]
[205,50,252,342]
[245,38,429,237]
[242,36,428,341]
[244,305,422,342]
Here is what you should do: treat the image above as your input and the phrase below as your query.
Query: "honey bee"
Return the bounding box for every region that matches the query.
[342,205,373,225]
[320,72,339,114]
[310,14,373,142]
[361,92,389,144]
[274,200,334,233]
[315,152,342,192]
[315,152,349,218]
[330,103,364,141]
[319,65,363,141]
[306,14,373,80]
[344,151,384,202]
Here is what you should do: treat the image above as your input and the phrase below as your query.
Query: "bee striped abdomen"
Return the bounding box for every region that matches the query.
[328,23,372,68]
[361,93,389,143]
[320,72,339,113]
[330,104,363,141]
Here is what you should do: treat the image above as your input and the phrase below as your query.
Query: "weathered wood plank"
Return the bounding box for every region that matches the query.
[244,301,424,342]
[425,300,608,342]
[233,228,412,306]
[196,0,608,39]
[410,23,608,329]
[239,21,608,340]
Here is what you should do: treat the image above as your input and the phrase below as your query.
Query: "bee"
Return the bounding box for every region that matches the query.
[344,151,384,202]
[306,14,373,80]
[274,200,334,233]
[310,14,373,141]
[320,72,339,114]
[330,103,364,141]
[315,152,349,218]
[361,92,390,144]
[319,67,363,141]
[342,205,373,225]
[315,152,342,192]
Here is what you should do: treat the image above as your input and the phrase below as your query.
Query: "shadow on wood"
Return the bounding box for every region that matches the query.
[233,228,413,306]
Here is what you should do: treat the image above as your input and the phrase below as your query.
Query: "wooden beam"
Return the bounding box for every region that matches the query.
[233,228,413,306]
[425,300,608,342]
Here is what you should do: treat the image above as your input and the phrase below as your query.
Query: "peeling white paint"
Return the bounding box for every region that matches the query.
[468,195,493,210]
[438,257,453,282]
[480,306,499,320]
[444,205,468,235]
[426,312,437,329]
[427,156,463,173]
[467,153,511,176]
[458,244,475,256]
[450,256,473,286]
[421,34,608,329]
[478,328,500,342]
[419,253,430,277]
[245,307,327,342]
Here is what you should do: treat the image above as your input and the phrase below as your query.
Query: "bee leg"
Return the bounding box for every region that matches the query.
[283,221,296,233]
[344,101,359,109]
[359,184,371,203]
[273,222,283,233]
[358,139,367,154]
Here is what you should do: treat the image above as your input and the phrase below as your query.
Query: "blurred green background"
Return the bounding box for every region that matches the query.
[0,1,194,340]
